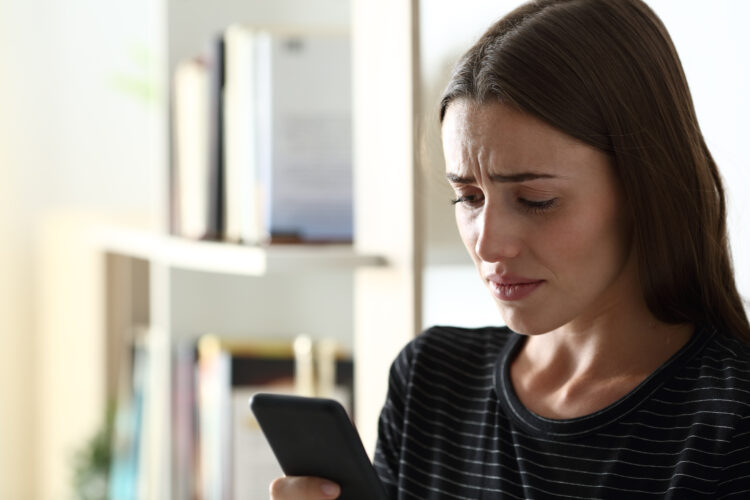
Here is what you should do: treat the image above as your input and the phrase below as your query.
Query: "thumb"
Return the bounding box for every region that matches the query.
[270,476,341,499]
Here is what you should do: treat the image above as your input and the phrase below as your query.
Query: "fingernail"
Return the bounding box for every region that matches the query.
[321,481,340,497]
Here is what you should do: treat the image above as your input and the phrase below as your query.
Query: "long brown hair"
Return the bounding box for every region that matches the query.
[440,0,750,341]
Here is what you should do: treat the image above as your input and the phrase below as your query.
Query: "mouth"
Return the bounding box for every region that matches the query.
[486,275,545,301]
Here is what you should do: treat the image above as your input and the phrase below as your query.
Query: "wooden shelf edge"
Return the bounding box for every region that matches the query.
[90,226,387,276]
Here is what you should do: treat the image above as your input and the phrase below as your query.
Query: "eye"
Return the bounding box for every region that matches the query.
[451,193,485,208]
[518,197,558,214]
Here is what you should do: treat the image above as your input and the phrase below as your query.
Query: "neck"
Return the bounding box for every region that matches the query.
[509,253,694,419]
[524,247,693,381]
[512,316,693,419]
[524,314,693,381]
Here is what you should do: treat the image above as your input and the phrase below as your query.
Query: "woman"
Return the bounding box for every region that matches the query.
[271,0,750,497]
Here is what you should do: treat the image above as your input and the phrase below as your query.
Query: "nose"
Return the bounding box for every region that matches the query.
[474,202,522,263]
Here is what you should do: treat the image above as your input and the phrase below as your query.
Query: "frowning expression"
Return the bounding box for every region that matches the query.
[442,99,635,335]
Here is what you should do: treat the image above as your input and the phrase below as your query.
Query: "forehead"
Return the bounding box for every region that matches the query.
[441,99,608,178]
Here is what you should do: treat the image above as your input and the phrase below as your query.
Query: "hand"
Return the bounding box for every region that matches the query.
[269,476,341,499]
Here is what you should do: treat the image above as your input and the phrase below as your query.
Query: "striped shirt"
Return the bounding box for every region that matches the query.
[373,325,750,499]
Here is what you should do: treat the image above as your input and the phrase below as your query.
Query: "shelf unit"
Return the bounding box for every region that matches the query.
[98,228,393,500]
[94,0,422,499]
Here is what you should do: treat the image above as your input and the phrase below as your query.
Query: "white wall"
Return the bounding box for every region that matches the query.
[648,0,750,301]
[420,0,750,329]
[0,0,158,497]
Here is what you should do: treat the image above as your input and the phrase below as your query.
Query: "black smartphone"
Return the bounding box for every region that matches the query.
[249,393,389,500]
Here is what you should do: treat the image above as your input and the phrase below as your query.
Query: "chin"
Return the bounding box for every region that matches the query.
[499,309,560,336]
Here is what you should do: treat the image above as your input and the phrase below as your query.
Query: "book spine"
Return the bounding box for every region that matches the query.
[172,58,211,240]
[171,342,197,500]
[206,34,226,240]
[224,25,265,244]
[108,337,148,500]
[197,336,232,500]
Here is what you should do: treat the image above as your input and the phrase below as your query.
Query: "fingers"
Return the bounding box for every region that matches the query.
[269,476,341,500]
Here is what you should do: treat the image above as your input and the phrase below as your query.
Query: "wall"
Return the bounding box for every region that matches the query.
[420,0,750,329]
[649,0,750,299]
[0,0,158,497]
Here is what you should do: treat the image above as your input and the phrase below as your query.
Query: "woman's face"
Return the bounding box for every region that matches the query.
[442,99,635,335]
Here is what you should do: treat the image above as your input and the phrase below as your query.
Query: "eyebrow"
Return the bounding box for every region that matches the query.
[445,172,557,184]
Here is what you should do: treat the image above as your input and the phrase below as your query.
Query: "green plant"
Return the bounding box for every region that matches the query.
[108,43,161,105]
[71,404,115,500]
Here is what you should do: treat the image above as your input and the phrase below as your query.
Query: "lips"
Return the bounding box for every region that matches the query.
[485,274,544,301]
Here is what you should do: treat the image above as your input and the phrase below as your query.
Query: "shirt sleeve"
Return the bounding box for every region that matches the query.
[373,341,415,499]
[718,414,750,498]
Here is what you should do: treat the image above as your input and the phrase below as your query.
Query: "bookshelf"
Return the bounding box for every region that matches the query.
[92,0,421,499]
[99,228,391,500]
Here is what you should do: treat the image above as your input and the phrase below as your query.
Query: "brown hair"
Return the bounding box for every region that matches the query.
[440,0,750,341]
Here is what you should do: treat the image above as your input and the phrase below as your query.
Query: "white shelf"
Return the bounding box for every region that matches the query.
[93,226,386,276]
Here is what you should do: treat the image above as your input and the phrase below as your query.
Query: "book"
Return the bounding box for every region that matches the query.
[172,34,226,242]
[223,27,353,244]
[206,35,226,240]
[171,341,198,500]
[108,334,149,500]
[172,57,211,240]
[196,335,233,500]
[223,25,263,244]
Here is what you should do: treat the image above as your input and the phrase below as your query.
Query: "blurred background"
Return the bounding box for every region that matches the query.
[1,0,748,499]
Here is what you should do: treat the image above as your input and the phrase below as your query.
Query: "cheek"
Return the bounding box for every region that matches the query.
[538,202,628,278]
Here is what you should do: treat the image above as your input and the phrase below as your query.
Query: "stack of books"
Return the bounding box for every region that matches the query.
[110,331,353,500]
[171,27,353,245]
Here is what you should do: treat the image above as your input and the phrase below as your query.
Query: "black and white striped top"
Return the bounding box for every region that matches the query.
[373,325,750,499]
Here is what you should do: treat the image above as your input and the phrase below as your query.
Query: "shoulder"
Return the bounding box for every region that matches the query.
[700,331,750,491]
[694,327,750,384]
[680,326,750,419]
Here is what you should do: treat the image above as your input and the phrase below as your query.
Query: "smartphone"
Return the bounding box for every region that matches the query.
[249,393,389,500]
